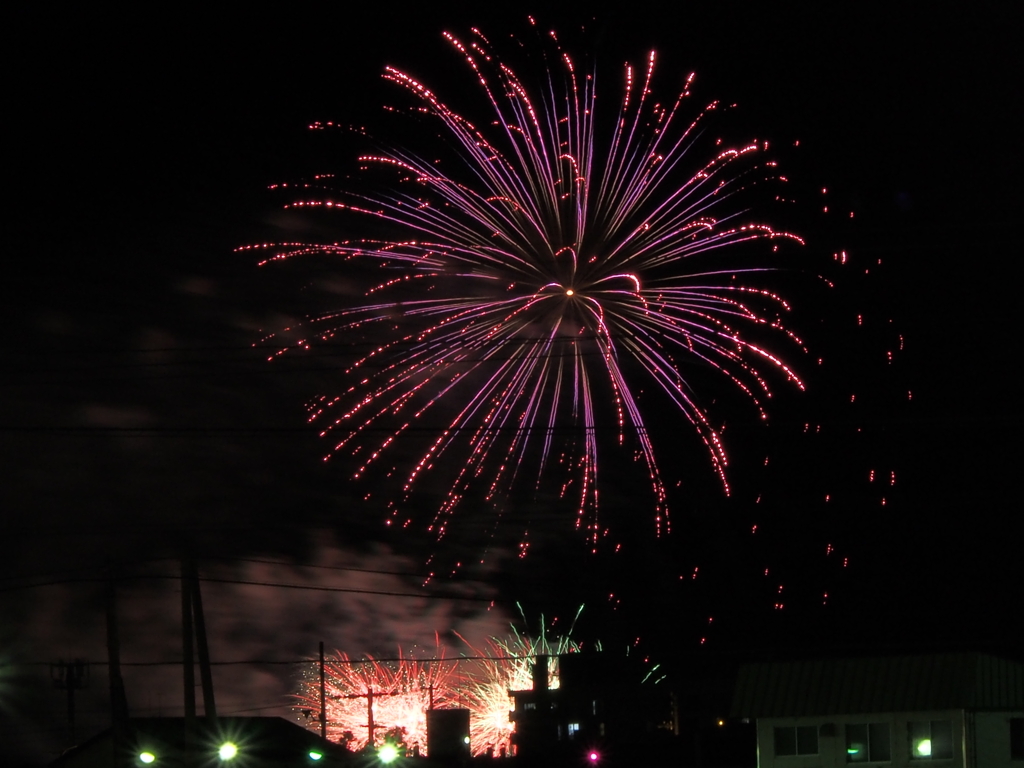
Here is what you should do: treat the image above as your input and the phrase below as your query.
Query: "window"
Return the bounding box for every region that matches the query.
[775,725,819,756]
[908,720,953,760]
[567,723,580,739]
[1011,718,1024,761]
[846,723,891,762]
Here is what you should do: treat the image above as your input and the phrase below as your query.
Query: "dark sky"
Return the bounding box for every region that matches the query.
[4,3,1022,764]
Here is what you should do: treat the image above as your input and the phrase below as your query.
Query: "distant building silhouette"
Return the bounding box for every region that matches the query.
[508,652,672,766]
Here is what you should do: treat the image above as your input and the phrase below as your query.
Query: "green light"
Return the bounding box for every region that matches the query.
[219,742,239,761]
[308,751,324,761]
[915,738,932,757]
[378,743,399,763]
[139,752,156,764]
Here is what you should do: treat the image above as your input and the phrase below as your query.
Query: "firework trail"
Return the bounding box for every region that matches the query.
[251,22,807,548]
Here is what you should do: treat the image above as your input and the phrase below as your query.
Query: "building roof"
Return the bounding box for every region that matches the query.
[731,653,1024,718]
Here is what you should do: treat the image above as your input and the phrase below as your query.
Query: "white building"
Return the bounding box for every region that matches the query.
[731,653,1024,767]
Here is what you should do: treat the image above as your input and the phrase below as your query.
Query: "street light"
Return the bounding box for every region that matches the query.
[218,742,239,761]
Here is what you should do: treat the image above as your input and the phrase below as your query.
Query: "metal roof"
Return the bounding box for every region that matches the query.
[731,653,1024,718]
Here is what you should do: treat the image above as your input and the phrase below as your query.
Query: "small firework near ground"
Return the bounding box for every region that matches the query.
[295,613,591,757]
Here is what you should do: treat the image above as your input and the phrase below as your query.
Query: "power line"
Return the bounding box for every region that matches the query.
[0,573,496,603]
[4,653,556,669]
[0,556,489,586]
[207,555,455,581]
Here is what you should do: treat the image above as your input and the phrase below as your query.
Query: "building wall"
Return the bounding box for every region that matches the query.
[972,710,1024,768]
[756,710,970,768]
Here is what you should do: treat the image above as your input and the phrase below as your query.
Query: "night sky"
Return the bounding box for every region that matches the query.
[4,3,1022,765]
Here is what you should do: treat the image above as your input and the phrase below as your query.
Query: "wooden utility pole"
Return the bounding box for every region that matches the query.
[181,547,217,767]
[106,566,129,768]
[181,555,196,766]
[332,687,400,748]
[319,642,327,740]
[180,550,216,720]
[366,688,376,747]
[51,659,88,743]
[188,554,217,721]
[181,554,195,712]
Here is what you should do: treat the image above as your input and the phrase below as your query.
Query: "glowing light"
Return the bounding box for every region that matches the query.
[256,24,810,549]
[916,739,932,757]
[218,742,238,761]
[138,753,156,764]
[308,751,323,761]
[379,743,400,763]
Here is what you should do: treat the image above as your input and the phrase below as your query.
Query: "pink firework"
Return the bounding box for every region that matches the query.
[295,650,459,755]
[251,22,807,547]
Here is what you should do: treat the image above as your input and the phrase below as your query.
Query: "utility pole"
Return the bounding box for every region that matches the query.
[332,687,400,748]
[181,546,217,766]
[319,642,327,740]
[106,564,130,768]
[366,688,376,748]
[51,659,89,743]
[180,549,217,719]
[187,553,217,722]
[181,555,196,768]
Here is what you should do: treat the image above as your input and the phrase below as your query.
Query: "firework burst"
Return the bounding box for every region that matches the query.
[457,613,586,756]
[251,22,807,549]
[297,613,587,756]
[295,650,459,755]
